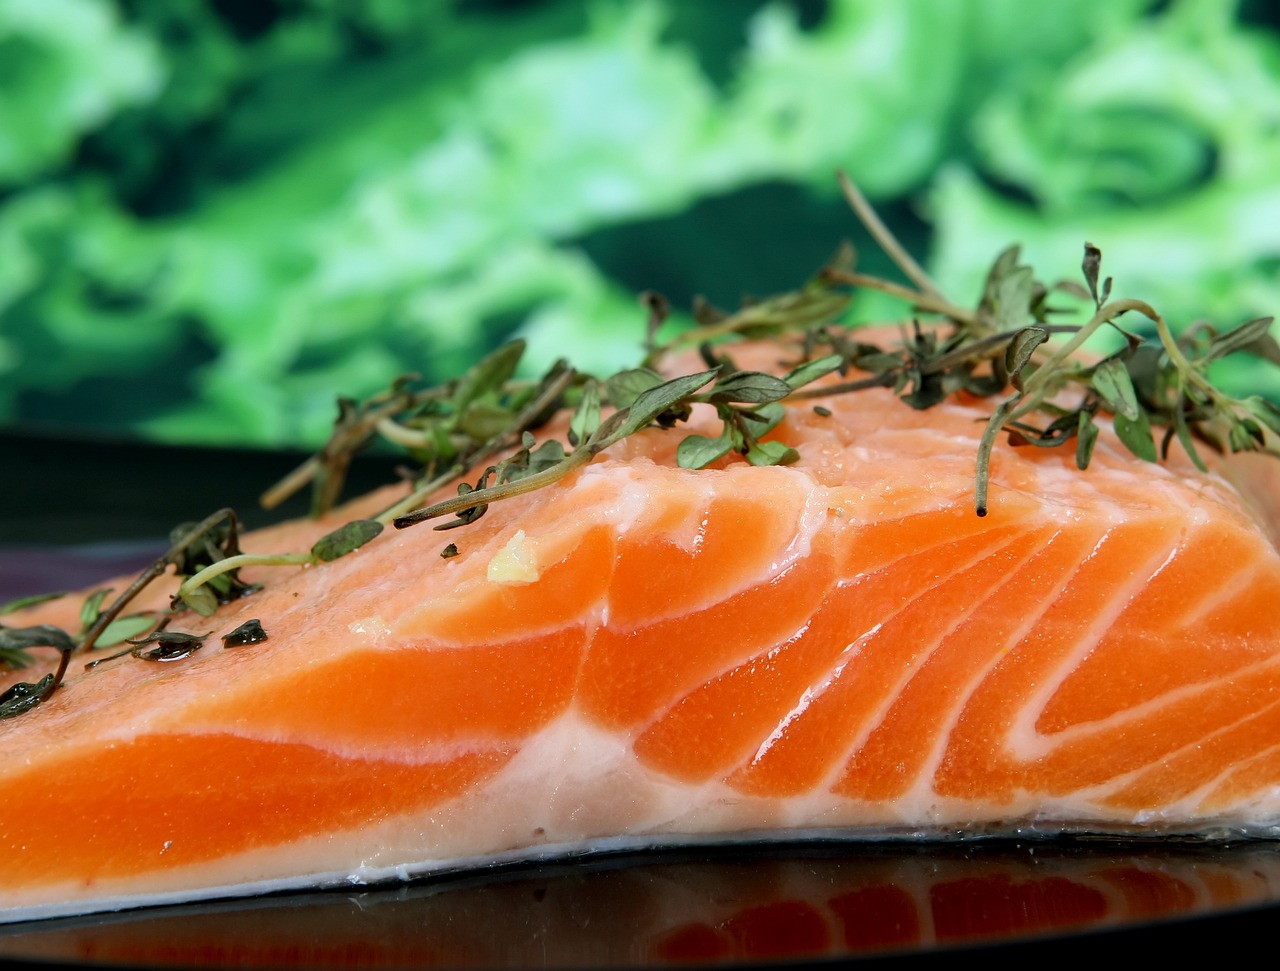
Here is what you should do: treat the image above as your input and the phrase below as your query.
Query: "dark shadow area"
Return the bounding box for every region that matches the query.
[573,180,933,313]
[0,432,403,545]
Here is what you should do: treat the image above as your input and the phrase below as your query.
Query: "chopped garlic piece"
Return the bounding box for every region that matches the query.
[487,530,540,584]
[347,615,390,642]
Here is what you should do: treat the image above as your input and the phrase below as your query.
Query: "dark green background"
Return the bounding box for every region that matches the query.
[2,0,1279,451]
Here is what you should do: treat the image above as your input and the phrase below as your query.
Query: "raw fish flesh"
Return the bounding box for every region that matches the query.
[2,346,1279,924]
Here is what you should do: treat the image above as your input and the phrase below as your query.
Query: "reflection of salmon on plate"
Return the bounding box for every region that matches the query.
[5,844,1280,967]
[2,180,1280,924]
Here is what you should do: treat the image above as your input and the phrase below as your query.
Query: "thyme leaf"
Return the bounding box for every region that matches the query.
[677,433,732,469]
[1005,328,1049,390]
[1076,410,1101,469]
[568,381,601,446]
[605,368,664,409]
[0,675,54,719]
[747,440,800,467]
[129,630,207,662]
[77,587,156,648]
[783,355,843,390]
[607,369,719,441]
[1082,242,1112,310]
[987,248,1035,333]
[96,615,161,649]
[1091,357,1142,421]
[453,340,525,416]
[311,520,384,562]
[0,625,76,656]
[1201,316,1279,364]
[222,619,268,648]
[0,593,68,668]
[1,591,65,616]
[0,625,76,716]
[706,371,792,405]
[1114,407,1159,462]
[79,588,110,630]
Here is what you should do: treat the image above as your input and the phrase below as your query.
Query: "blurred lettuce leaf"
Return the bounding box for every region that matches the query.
[725,0,964,196]
[2,0,1278,451]
[930,0,1280,398]
[968,0,1280,212]
[0,182,186,416]
[0,0,162,185]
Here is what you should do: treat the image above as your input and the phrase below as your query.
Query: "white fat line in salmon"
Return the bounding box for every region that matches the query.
[1003,525,1184,762]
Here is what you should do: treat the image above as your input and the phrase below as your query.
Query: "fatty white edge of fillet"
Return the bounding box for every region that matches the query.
[8,820,1280,929]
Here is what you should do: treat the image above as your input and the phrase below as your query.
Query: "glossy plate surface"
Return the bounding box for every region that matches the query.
[1,842,1279,968]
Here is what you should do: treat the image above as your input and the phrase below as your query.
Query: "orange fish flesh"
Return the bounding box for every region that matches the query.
[1,357,1278,923]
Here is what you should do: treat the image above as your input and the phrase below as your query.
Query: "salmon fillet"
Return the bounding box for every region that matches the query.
[1,353,1278,922]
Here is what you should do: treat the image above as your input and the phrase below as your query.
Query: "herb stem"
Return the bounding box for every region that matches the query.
[975,394,1022,517]
[374,417,431,449]
[177,552,312,602]
[375,469,460,525]
[1151,307,1222,401]
[925,325,1081,376]
[1018,298,1152,401]
[837,171,946,303]
[823,269,977,327]
[259,457,319,511]
[661,299,837,350]
[375,365,578,525]
[78,509,238,655]
[393,447,595,529]
[30,646,75,706]
[787,371,899,400]
[259,387,432,511]
[662,314,756,349]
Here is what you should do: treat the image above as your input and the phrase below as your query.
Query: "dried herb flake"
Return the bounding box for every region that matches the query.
[222,619,268,648]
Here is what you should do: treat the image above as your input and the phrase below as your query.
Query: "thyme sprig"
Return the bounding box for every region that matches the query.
[373,356,579,526]
[251,173,1280,533]
[392,368,721,529]
[173,517,386,614]
[4,172,1278,722]
[259,340,578,524]
[0,508,256,716]
[390,183,1278,525]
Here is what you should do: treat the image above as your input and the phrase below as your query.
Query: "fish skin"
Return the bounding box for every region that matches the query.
[1,371,1278,923]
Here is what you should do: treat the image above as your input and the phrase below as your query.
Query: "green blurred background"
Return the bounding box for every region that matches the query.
[3,0,1279,450]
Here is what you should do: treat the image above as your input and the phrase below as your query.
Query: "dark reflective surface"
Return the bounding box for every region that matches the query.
[2,841,1280,968]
